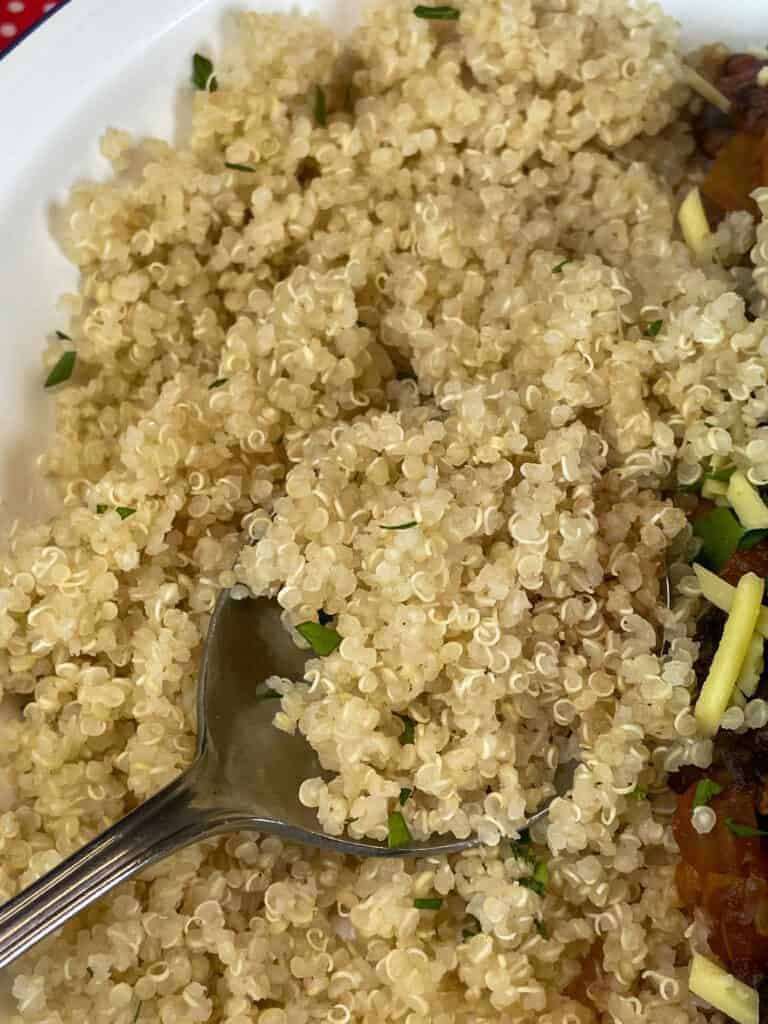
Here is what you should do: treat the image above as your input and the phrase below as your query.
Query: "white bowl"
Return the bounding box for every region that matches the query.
[0,0,763,1015]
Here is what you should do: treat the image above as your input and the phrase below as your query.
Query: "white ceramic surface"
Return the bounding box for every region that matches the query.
[0,0,763,1014]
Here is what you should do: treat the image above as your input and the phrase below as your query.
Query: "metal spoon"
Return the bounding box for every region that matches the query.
[0,589,577,969]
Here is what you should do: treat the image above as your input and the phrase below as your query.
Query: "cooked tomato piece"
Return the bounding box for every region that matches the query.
[701,131,766,216]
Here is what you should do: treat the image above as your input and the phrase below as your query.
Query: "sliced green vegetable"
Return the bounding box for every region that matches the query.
[414,897,443,910]
[728,470,768,530]
[45,351,76,388]
[413,4,460,18]
[535,919,548,938]
[116,507,136,520]
[695,572,765,736]
[736,631,765,698]
[693,506,745,571]
[192,53,218,92]
[313,85,327,127]
[224,162,256,172]
[552,259,570,273]
[208,377,229,390]
[399,787,413,806]
[725,818,768,838]
[693,778,723,809]
[395,713,416,745]
[387,810,412,848]
[55,329,71,341]
[381,521,418,531]
[643,320,663,338]
[296,621,342,656]
[678,186,712,262]
[693,563,768,639]
[520,861,549,897]
[689,953,758,1024]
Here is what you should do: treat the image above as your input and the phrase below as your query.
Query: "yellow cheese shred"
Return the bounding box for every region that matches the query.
[689,953,759,1024]
[693,564,768,639]
[727,470,768,529]
[694,572,764,735]
[683,66,732,115]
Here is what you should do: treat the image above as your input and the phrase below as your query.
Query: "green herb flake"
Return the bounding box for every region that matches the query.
[55,329,71,341]
[629,785,647,801]
[693,778,723,809]
[739,529,768,551]
[387,810,413,848]
[643,319,664,338]
[693,506,745,571]
[95,504,108,514]
[208,377,229,390]
[381,521,418,531]
[116,507,136,520]
[224,162,256,173]
[534,919,549,938]
[399,787,413,806]
[192,53,218,92]
[510,828,536,865]
[414,897,443,910]
[296,621,342,656]
[413,4,460,19]
[45,350,76,388]
[520,861,549,897]
[725,818,768,838]
[314,85,327,127]
[396,713,416,745]
[552,259,571,273]
[705,466,736,483]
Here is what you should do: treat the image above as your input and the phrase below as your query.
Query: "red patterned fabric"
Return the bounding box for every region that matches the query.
[0,0,64,53]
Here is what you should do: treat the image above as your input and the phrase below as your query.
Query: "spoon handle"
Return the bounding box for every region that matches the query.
[0,762,215,970]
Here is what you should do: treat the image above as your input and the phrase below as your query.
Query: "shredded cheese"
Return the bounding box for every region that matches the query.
[683,66,732,114]
[678,187,713,262]
[727,470,768,529]
[689,953,759,1024]
[693,564,768,639]
[694,572,764,736]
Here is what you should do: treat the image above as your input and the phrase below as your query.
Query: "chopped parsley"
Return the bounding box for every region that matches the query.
[192,53,218,92]
[510,828,536,865]
[95,504,108,514]
[296,621,342,656]
[224,162,256,173]
[693,778,723,809]
[552,259,571,273]
[519,861,549,897]
[534,919,548,938]
[739,528,768,551]
[693,506,745,571]
[387,810,413,848]
[399,787,413,806]
[413,4,460,18]
[414,897,443,910]
[45,351,76,388]
[381,521,418,530]
[629,785,647,801]
[314,85,327,127]
[116,507,136,520]
[208,377,229,390]
[643,319,663,338]
[725,818,768,838]
[395,713,416,745]
[55,330,71,341]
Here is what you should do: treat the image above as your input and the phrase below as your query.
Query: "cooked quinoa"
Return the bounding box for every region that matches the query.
[5,0,768,1020]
